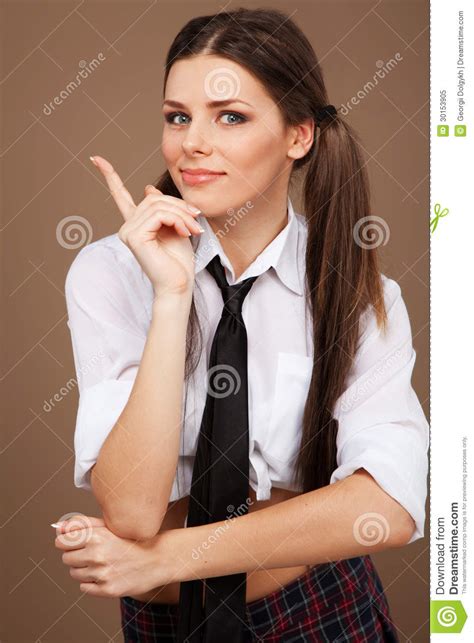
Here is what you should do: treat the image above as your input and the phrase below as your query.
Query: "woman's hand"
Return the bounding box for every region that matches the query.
[53,514,166,598]
[90,155,204,297]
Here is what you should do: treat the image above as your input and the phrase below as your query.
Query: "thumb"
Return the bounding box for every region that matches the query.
[52,515,106,534]
[144,184,162,196]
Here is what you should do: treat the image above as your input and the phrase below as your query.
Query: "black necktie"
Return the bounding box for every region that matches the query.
[177,254,259,643]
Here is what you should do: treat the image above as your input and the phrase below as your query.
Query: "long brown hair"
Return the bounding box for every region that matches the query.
[153,7,387,494]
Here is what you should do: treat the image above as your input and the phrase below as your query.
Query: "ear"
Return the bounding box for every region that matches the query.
[287,118,315,160]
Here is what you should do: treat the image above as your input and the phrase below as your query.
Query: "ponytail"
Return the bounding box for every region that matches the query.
[293,113,387,491]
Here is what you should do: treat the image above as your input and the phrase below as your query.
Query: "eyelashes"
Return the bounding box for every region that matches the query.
[164,111,248,126]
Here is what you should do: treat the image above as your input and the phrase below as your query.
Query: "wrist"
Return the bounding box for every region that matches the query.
[151,289,193,315]
[150,527,203,586]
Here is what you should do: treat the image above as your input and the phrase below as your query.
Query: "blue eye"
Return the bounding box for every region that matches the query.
[219,112,247,125]
[165,112,189,125]
[164,111,247,126]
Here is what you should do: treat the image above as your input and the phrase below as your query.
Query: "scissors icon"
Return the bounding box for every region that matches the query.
[430,203,449,233]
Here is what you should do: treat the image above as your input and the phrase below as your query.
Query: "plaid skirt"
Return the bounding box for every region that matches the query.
[119,555,399,642]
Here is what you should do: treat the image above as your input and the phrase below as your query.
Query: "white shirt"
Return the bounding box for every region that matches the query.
[65,196,429,544]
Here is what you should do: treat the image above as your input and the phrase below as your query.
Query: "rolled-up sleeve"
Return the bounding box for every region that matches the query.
[330,276,429,544]
[65,242,147,491]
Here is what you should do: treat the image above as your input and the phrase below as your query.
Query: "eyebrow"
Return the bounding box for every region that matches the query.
[163,99,253,109]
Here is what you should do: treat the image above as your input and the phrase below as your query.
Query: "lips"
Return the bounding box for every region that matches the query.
[180,168,225,175]
[180,168,226,186]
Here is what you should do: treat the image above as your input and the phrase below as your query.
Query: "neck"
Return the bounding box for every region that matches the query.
[206,194,289,281]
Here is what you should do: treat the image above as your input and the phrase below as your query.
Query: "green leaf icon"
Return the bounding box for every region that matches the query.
[430,600,468,633]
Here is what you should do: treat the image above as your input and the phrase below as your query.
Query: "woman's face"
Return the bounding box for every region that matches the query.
[162,54,298,217]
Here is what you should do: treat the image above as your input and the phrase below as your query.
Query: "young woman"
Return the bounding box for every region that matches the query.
[55,7,429,642]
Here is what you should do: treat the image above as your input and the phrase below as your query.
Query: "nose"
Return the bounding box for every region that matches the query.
[181,117,213,156]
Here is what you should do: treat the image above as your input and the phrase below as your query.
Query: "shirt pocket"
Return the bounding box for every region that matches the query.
[264,352,313,466]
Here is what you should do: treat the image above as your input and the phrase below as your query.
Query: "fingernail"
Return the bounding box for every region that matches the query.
[89,156,98,166]
[187,205,202,214]
[51,522,66,528]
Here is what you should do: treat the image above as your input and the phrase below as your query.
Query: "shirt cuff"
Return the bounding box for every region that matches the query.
[73,379,135,490]
[329,422,429,544]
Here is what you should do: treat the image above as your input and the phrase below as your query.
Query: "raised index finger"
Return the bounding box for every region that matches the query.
[90,155,136,220]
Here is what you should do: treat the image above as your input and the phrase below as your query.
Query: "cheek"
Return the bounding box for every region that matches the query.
[229,136,282,184]
[230,123,284,163]
[161,131,180,163]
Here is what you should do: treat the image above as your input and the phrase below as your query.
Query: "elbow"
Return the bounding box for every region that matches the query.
[91,467,165,541]
[352,469,417,548]
[386,507,417,548]
[392,514,416,547]
[100,495,165,540]
[103,512,162,541]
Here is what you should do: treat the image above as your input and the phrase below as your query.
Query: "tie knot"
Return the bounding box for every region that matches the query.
[206,255,258,317]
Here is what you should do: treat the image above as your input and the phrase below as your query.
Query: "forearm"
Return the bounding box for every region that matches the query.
[156,470,416,584]
[92,291,192,540]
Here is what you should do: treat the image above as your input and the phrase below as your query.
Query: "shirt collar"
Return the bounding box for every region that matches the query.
[191,196,304,296]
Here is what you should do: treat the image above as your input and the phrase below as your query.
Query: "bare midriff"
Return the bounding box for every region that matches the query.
[127,486,311,604]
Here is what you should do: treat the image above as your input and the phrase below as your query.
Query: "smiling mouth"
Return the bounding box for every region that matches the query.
[180,170,226,186]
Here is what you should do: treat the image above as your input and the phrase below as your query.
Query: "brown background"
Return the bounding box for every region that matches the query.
[0,0,429,641]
